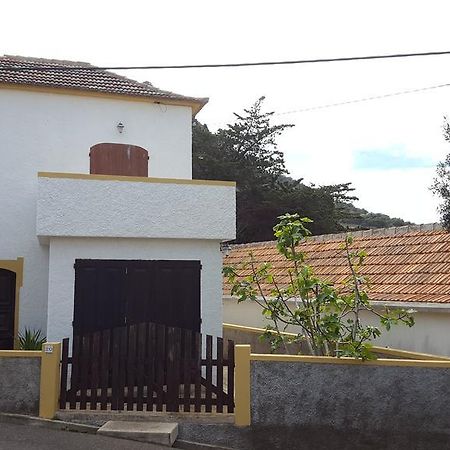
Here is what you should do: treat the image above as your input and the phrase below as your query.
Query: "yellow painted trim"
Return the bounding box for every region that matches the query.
[38,171,236,187]
[223,323,450,361]
[223,323,281,335]
[39,342,61,419]
[250,353,450,368]
[234,345,251,427]
[0,83,207,116]
[372,346,450,361]
[0,350,41,358]
[0,258,24,349]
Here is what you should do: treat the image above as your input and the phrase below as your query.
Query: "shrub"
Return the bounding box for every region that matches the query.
[223,213,415,359]
[18,328,46,350]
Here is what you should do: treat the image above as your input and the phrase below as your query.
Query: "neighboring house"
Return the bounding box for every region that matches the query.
[223,223,450,356]
[0,55,236,348]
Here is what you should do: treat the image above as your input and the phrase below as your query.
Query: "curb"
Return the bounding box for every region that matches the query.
[0,412,99,434]
[175,440,234,450]
[0,413,234,450]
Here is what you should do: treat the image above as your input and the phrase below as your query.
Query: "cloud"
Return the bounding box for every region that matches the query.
[353,147,435,170]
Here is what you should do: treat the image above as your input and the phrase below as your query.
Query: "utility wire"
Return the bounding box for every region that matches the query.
[205,81,450,127]
[2,50,450,71]
[275,82,450,116]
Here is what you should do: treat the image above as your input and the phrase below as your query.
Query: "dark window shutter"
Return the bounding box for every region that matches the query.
[90,143,149,177]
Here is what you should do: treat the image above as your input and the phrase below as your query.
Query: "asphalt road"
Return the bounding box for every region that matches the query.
[0,422,170,450]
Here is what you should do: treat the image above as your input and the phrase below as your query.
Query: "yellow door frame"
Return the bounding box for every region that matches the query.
[0,257,24,349]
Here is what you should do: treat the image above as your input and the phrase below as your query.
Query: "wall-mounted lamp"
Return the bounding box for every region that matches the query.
[220,242,232,257]
[117,122,125,133]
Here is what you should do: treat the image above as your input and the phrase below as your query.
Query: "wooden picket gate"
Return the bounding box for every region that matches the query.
[59,322,235,413]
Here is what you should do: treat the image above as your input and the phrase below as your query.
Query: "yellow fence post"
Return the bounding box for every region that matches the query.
[39,342,61,419]
[235,344,251,426]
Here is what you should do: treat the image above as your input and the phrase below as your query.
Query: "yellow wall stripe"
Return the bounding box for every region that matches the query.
[38,171,236,187]
[0,83,206,116]
[223,322,450,361]
[0,350,40,358]
[234,345,251,427]
[39,342,61,419]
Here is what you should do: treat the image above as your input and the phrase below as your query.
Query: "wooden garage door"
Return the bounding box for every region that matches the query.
[73,260,201,336]
[0,269,16,349]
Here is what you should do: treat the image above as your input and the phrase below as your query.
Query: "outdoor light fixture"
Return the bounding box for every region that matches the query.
[117,122,125,133]
[220,242,232,257]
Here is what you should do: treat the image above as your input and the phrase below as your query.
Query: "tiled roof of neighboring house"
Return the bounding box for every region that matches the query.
[0,55,208,113]
[223,223,450,304]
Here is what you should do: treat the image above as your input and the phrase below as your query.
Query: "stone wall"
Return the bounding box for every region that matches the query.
[251,360,450,434]
[0,356,41,414]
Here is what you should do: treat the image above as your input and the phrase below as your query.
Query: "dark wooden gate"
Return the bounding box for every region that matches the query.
[59,321,234,413]
[73,260,201,336]
[0,269,16,349]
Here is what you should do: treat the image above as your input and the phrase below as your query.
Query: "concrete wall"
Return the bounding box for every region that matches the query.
[223,296,450,356]
[47,238,223,343]
[0,87,193,334]
[251,359,450,435]
[37,175,236,241]
[0,357,40,414]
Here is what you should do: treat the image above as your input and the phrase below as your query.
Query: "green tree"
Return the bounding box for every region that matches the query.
[224,213,415,359]
[193,98,356,242]
[431,118,450,229]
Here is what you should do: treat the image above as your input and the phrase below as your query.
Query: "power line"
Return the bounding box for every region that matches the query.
[206,81,450,127]
[274,82,450,116]
[3,50,450,71]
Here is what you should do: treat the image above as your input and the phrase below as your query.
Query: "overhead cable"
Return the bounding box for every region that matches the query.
[2,50,450,71]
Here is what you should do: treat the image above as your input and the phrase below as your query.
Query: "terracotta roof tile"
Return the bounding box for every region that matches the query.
[223,224,450,304]
[0,55,207,111]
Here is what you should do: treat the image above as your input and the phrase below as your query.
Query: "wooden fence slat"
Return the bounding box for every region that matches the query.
[146,322,156,411]
[126,324,137,411]
[136,322,147,411]
[194,332,202,413]
[69,334,80,409]
[117,326,127,410]
[111,327,122,410]
[155,324,165,412]
[90,331,101,410]
[205,334,213,413]
[79,334,91,409]
[227,339,235,413]
[216,337,224,413]
[99,329,111,410]
[167,327,182,412]
[166,327,175,412]
[183,329,192,412]
[59,338,69,409]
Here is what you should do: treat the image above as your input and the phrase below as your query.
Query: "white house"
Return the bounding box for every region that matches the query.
[0,54,235,348]
[223,224,450,356]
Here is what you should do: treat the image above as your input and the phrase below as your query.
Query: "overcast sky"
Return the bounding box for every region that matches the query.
[3,0,450,223]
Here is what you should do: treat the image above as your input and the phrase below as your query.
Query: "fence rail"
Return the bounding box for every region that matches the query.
[60,322,234,413]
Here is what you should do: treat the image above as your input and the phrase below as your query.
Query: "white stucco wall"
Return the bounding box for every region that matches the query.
[0,87,193,334]
[37,175,236,241]
[47,238,223,343]
[223,297,450,357]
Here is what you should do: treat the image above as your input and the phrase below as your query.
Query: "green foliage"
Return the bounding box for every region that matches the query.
[431,117,450,229]
[224,213,415,359]
[18,328,46,350]
[193,98,409,243]
[338,204,413,229]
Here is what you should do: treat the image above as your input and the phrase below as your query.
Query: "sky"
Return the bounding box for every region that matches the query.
[3,0,450,223]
